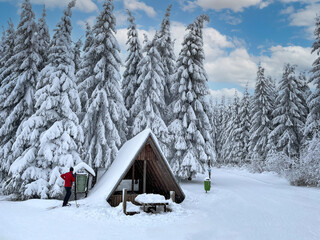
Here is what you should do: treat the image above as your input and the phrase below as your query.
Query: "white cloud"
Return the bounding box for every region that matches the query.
[260,45,315,79]
[259,0,273,9]
[29,0,98,13]
[280,6,294,15]
[181,0,271,12]
[206,48,258,88]
[281,2,320,39]
[219,12,242,25]
[123,0,156,18]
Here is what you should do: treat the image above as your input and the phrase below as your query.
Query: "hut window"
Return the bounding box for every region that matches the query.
[116,179,139,192]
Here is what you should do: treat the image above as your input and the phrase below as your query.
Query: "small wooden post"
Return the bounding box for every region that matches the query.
[122,188,127,215]
[143,160,147,193]
[132,161,135,193]
[170,191,175,203]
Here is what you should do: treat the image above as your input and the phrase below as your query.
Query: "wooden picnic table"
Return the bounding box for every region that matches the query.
[135,193,170,213]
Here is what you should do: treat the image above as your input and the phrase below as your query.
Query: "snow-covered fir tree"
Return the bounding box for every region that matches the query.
[0,21,15,182]
[220,99,233,164]
[295,72,310,145]
[73,38,82,75]
[237,86,251,165]
[81,0,128,173]
[0,19,15,127]
[305,15,320,139]
[77,23,94,119]
[213,97,226,165]
[122,10,142,133]
[154,5,176,109]
[249,64,274,171]
[0,0,41,185]
[0,28,5,71]
[224,92,242,165]
[168,15,214,179]
[268,64,304,159]
[131,34,169,154]
[290,133,320,187]
[37,5,50,70]
[204,96,216,165]
[4,1,83,199]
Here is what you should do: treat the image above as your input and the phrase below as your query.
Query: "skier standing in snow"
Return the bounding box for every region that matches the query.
[60,167,75,207]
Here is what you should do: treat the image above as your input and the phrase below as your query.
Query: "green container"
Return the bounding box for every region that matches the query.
[76,174,88,193]
[204,178,211,193]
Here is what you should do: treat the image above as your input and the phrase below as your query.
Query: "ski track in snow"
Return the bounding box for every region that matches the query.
[0,167,320,240]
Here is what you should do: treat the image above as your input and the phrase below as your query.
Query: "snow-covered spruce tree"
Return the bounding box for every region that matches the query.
[4,1,83,199]
[0,0,41,185]
[73,38,82,75]
[168,15,214,179]
[81,0,128,174]
[0,21,15,183]
[131,35,169,153]
[305,15,320,140]
[237,86,251,165]
[295,72,310,145]
[268,64,304,165]
[224,92,242,165]
[249,64,274,172]
[77,23,94,120]
[0,28,5,70]
[0,19,15,127]
[154,5,176,110]
[220,99,233,164]
[290,133,320,186]
[37,5,50,70]
[213,97,226,165]
[122,10,142,134]
[204,95,216,164]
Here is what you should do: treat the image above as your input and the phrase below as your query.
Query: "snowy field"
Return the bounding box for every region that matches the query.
[1,167,319,240]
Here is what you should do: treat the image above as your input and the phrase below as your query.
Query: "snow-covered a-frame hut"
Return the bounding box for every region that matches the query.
[87,129,185,207]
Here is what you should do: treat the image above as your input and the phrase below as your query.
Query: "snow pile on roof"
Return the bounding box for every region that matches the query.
[85,129,154,205]
[135,194,170,204]
[74,162,96,176]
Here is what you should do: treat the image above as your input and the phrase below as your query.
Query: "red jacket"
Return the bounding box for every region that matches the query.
[60,171,75,187]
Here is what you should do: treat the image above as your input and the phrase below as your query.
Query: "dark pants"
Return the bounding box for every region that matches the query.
[63,187,72,206]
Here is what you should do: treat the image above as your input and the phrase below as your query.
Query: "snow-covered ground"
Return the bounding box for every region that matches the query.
[1,167,319,240]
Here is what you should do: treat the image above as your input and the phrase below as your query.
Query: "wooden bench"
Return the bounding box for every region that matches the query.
[141,202,169,212]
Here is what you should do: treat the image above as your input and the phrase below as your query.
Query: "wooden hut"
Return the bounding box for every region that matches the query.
[87,129,185,207]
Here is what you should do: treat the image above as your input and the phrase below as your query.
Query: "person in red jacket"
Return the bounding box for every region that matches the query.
[60,167,75,207]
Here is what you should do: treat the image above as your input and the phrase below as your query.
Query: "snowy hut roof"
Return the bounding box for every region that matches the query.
[86,129,185,205]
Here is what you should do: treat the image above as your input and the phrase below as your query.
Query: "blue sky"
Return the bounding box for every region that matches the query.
[0,0,318,99]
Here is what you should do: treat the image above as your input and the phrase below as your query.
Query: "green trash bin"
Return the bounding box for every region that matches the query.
[204,178,211,193]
